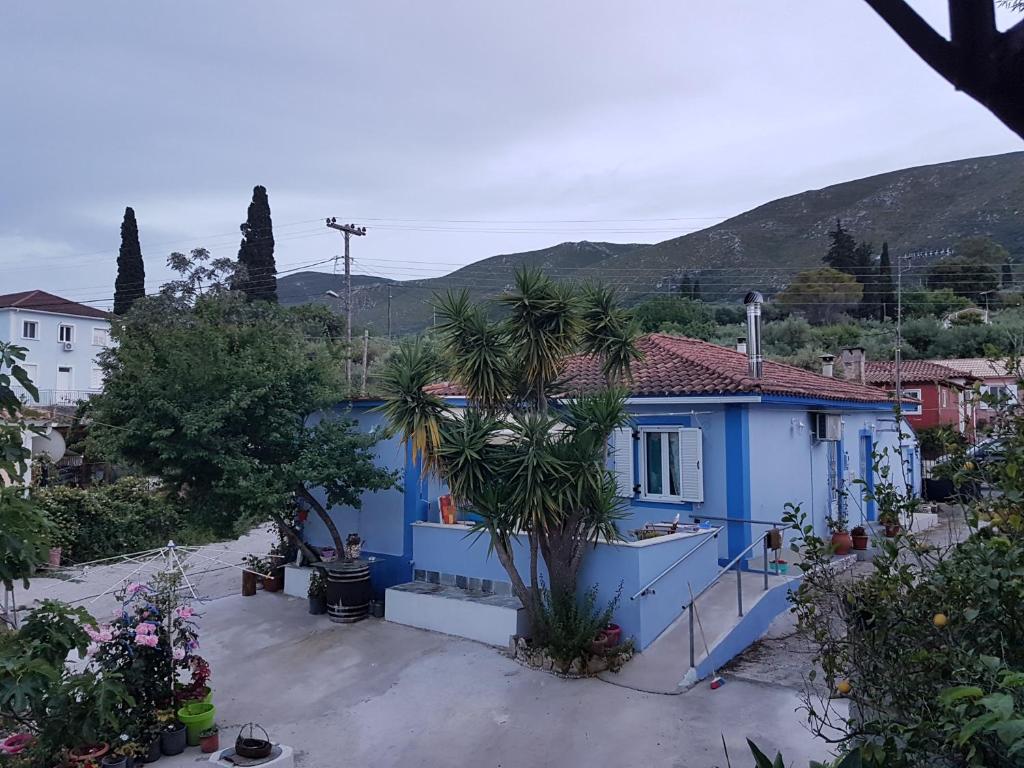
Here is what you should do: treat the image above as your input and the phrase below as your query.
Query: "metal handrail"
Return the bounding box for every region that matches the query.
[691,514,787,527]
[629,528,720,601]
[685,531,775,669]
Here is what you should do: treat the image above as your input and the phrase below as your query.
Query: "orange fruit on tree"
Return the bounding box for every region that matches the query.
[933,612,948,628]
[836,679,852,695]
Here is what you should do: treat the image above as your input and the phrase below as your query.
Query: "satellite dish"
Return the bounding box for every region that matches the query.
[32,429,66,463]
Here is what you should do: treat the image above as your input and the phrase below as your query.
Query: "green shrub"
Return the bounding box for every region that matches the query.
[33,478,182,562]
[536,583,621,670]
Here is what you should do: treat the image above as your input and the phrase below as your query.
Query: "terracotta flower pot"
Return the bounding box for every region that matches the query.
[200,731,220,753]
[48,547,62,567]
[603,623,622,647]
[262,574,281,592]
[851,534,869,550]
[831,531,853,556]
[69,743,109,763]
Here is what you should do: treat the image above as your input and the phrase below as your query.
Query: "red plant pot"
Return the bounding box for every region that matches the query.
[262,575,281,592]
[242,570,258,597]
[851,534,869,550]
[1,733,33,755]
[200,732,220,753]
[603,623,622,647]
[69,743,109,763]
[831,532,853,556]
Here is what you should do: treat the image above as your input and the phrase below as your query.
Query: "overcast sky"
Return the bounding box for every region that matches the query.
[1,1,1020,306]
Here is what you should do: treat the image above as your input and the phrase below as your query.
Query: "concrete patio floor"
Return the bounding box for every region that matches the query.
[146,591,837,768]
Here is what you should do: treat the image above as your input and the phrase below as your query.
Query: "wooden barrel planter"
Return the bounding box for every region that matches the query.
[324,560,372,624]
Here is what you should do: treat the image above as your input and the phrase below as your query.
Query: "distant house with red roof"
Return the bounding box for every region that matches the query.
[930,358,1019,426]
[0,290,112,407]
[864,359,975,434]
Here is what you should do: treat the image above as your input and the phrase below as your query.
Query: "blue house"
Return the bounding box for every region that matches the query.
[302,306,917,676]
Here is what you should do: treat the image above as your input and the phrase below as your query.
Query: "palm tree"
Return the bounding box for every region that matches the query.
[377,269,639,633]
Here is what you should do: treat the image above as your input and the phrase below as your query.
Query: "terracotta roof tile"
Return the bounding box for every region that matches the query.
[427,333,895,404]
[864,360,970,386]
[0,290,110,320]
[927,358,1014,379]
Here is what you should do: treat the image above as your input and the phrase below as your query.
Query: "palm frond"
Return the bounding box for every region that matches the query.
[433,290,513,410]
[374,340,450,471]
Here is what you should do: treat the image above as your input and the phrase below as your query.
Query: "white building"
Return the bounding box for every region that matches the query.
[0,290,112,406]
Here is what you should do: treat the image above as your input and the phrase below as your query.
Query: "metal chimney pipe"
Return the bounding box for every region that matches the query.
[743,291,764,379]
[821,354,835,378]
[736,337,747,354]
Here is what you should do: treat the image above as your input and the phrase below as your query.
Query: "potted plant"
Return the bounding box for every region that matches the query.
[101,740,136,768]
[851,525,869,550]
[242,554,264,596]
[826,515,853,556]
[879,512,902,538]
[308,568,327,615]
[69,743,110,764]
[158,709,186,757]
[345,532,362,560]
[176,700,216,747]
[199,726,220,754]
[603,623,622,647]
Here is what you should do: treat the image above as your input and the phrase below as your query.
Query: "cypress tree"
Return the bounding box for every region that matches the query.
[114,207,145,315]
[877,242,895,320]
[825,219,858,274]
[237,185,277,302]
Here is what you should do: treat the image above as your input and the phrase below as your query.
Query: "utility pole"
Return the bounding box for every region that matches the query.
[387,285,393,339]
[360,329,370,396]
[325,218,367,390]
[895,254,903,408]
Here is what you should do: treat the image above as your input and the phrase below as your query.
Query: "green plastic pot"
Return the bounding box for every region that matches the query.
[176,701,216,747]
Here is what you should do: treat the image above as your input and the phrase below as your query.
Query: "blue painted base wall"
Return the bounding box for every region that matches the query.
[412,523,721,650]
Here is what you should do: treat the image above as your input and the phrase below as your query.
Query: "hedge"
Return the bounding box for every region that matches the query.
[32,478,182,563]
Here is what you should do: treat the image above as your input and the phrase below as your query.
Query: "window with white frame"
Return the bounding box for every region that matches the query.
[90,367,104,390]
[902,389,922,415]
[58,324,74,343]
[981,384,1017,410]
[638,426,704,502]
[21,320,38,340]
[92,327,110,346]
[941,387,948,408]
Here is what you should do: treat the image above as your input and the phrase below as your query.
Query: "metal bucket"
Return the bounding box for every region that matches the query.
[324,560,372,623]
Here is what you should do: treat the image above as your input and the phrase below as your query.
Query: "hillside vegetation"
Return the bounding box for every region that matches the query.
[279,151,1024,334]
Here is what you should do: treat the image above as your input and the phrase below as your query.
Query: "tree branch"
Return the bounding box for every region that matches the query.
[862,0,956,82]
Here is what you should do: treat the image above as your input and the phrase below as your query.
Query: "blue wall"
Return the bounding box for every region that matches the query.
[412,522,720,650]
[1,307,111,394]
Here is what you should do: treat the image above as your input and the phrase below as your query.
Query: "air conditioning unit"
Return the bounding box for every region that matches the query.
[810,412,842,442]
[62,341,74,352]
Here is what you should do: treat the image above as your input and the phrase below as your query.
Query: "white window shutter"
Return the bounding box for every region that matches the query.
[611,427,635,498]
[678,428,704,502]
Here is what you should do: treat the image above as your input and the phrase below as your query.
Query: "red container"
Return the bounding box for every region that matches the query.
[603,623,622,647]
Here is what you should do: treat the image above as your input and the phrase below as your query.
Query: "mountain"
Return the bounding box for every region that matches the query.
[278,151,1024,333]
[278,241,642,334]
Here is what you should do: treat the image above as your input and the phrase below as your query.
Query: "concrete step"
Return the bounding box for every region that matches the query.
[385,581,528,647]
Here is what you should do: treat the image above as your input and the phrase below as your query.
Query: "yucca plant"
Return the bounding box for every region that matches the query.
[377,268,638,635]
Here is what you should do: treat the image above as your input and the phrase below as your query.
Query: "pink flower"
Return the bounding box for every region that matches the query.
[97,628,113,643]
[172,647,185,661]
[135,622,156,635]
[126,582,145,595]
[175,606,194,619]
[134,633,159,648]
[85,642,100,657]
